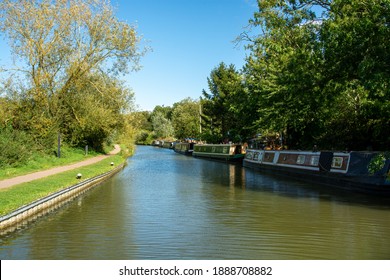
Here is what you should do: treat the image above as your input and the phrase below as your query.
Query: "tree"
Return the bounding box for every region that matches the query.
[0,0,144,150]
[171,98,200,140]
[150,105,173,121]
[130,111,153,145]
[201,62,246,143]
[151,111,174,139]
[61,72,135,150]
[241,0,390,150]
[319,0,390,149]
[244,0,327,149]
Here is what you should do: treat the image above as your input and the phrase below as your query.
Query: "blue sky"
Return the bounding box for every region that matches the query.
[0,0,258,111]
[115,0,258,111]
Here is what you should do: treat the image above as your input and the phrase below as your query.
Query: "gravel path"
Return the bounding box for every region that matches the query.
[0,144,121,189]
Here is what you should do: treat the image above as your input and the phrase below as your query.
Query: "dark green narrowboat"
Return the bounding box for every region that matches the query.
[192,144,245,162]
[173,142,194,155]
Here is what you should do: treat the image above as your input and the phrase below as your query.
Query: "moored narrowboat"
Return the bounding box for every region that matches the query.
[173,142,194,155]
[243,149,390,195]
[162,141,174,149]
[192,144,245,162]
[151,140,161,146]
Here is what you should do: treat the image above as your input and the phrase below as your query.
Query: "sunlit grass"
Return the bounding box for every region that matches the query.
[0,146,102,180]
[0,154,126,216]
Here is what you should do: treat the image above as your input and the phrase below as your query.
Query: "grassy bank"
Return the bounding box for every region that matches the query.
[0,148,129,216]
[0,145,103,180]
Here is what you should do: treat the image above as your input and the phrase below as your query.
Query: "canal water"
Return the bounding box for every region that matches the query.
[1,145,390,259]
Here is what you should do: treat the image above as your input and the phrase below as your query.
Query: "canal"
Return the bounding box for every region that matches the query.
[1,145,390,259]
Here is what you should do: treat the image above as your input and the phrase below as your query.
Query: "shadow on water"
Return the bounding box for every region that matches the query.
[203,162,390,209]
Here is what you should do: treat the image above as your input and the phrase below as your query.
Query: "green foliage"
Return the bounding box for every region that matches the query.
[235,0,390,150]
[135,131,154,145]
[59,72,133,151]
[151,110,174,139]
[319,0,390,149]
[151,105,173,120]
[0,126,35,167]
[201,63,248,143]
[368,152,390,175]
[243,0,327,148]
[0,0,144,161]
[171,98,201,140]
[127,111,154,145]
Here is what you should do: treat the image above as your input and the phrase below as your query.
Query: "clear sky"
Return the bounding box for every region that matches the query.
[0,0,258,112]
[115,0,258,111]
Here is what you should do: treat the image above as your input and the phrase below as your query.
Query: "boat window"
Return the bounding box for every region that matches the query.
[245,152,253,159]
[296,155,306,164]
[310,156,319,166]
[253,152,259,161]
[332,157,343,168]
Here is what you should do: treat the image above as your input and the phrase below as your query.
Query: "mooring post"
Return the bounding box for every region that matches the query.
[57,132,61,158]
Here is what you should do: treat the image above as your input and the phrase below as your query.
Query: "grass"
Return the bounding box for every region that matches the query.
[0,145,102,180]
[0,150,128,217]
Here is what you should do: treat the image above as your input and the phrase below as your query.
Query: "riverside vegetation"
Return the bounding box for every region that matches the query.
[0,0,141,216]
[2,1,389,168]
[137,0,390,152]
[0,147,127,216]
[1,1,390,216]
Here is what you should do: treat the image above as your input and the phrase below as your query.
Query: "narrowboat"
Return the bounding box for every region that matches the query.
[173,142,194,155]
[162,141,174,149]
[151,140,161,146]
[192,144,245,162]
[243,149,390,195]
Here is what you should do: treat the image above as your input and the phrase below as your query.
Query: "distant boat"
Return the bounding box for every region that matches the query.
[162,141,174,149]
[151,140,161,146]
[192,144,245,162]
[243,149,390,196]
[173,142,194,155]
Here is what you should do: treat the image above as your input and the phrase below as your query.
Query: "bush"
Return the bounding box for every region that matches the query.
[135,130,154,145]
[0,127,36,167]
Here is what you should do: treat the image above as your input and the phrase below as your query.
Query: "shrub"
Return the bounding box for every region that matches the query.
[0,127,36,167]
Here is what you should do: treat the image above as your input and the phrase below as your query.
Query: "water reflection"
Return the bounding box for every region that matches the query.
[1,146,390,260]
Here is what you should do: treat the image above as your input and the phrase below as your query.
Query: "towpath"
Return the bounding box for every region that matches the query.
[0,144,121,190]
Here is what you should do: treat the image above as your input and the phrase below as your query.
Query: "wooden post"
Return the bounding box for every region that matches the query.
[57,132,61,158]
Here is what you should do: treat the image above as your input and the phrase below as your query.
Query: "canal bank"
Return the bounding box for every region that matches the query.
[0,145,128,234]
[0,163,125,234]
[1,146,390,260]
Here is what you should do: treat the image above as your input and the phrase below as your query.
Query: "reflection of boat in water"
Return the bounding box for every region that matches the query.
[243,149,390,196]
[173,142,194,155]
[193,144,245,162]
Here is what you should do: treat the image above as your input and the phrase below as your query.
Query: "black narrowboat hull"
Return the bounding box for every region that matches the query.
[173,142,194,156]
[243,149,390,196]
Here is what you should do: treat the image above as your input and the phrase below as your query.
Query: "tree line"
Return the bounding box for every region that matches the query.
[139,0,390,152]
[237,0,389,151]
[1,0,389,169]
